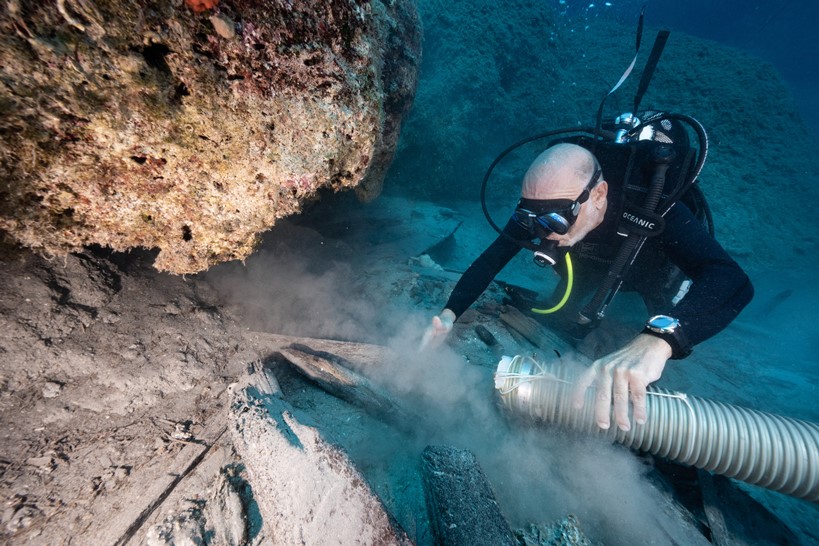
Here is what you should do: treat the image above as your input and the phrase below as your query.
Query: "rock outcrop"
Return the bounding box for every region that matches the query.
[0,0,420,273]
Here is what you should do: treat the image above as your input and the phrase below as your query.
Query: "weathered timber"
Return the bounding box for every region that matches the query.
[231,359,282,397]
[499,307,573,354]
[140,441,242,546]
[125,364,275,545]
[278,343,417,431]
[475,324,498,347]
[242,331,394,372]
[80,408,228,545]
[229,382,412,546]
[421,445,518,546]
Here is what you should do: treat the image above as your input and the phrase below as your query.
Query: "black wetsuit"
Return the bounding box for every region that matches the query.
[444,199,754,355]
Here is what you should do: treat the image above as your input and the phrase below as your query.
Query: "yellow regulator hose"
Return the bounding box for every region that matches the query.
[531,252,573,314]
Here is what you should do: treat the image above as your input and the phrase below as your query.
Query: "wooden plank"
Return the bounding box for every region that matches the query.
[242,331,394,372]
[421,445,517,546]
[277,343,417,431]
[79,409,228,545]
[499,306,572,354]
[131,440,236,545]
[132,364,280,544]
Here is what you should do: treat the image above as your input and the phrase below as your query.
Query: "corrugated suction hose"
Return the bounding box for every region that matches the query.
[494,355,819,502]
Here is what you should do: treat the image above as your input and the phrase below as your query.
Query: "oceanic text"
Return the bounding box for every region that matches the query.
[622,212,655,230]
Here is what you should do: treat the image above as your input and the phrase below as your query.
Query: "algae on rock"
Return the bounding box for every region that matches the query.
[0,0,420,273]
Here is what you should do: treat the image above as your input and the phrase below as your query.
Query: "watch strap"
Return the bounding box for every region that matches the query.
[642,323,692,359]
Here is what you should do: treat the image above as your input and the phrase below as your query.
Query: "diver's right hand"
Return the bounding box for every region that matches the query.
[420,309,456,351]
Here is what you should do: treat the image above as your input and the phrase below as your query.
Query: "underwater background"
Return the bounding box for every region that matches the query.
[362,0,819,542]
[385,0,819,268]
[609,0,819,135]
[2,2,817,544]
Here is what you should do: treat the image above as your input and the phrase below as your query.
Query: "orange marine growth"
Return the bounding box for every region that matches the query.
[185,0,219,13]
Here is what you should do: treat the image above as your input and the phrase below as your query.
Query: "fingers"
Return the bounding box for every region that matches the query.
[572,362,617,430]
[571,365,597,410]
[613,366,631,431]
[631,381,648,426]
[420,327,442,351]
[593,363,614,430]
[572,336,669,430]
[419,315,453,351]
[574,361,649,431]
[419,319,438,351]
[432,315,445,333]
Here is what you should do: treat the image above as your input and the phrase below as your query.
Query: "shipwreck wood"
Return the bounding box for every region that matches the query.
[242,331,395,372]
[80,409,228,545]
[500,307,573,354]
[421,445,518,546]
[139,440,242,546]
[277,343,416,431]
[229,384,412,545]
[475,324,499,347]
[137,362,282,543]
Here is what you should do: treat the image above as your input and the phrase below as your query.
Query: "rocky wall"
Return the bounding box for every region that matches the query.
[0,0,420,273]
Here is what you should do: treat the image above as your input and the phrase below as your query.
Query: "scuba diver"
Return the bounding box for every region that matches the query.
[421,10,754,433]
[421,134,753,432]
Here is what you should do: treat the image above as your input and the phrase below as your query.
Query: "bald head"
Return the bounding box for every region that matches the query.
[521,143,600,200]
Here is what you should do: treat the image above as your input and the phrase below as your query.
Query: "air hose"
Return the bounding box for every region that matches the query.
[494,355,819,502]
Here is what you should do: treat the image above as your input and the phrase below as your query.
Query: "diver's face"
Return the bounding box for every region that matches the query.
[521,152,608,246]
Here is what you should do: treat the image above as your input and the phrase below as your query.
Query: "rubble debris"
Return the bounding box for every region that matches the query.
[515,515,597,546]
[475,324,498,347]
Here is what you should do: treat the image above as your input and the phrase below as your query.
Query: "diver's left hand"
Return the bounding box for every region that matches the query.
[571,333,672,431]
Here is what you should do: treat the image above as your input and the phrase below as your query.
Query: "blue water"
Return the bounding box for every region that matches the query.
[558,0,819,135]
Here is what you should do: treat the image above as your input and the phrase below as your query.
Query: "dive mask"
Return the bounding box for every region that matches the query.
[512,199,575,236]
[511,167,602,267]
[512,166,602,237]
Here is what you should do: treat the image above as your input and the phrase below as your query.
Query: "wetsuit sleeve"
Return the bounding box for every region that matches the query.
[656,202,754,348]
[444,218,528,319]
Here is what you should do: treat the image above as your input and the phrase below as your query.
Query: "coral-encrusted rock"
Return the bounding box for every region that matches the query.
[0,0,420,273]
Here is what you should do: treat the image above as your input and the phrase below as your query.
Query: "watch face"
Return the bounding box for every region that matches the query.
[649,315,679,332]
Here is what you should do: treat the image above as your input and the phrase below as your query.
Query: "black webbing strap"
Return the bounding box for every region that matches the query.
[576,145,675,327]
[592,6,646,145]
[633,30,670,114]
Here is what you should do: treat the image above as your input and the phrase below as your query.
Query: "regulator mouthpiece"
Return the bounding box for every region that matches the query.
[532,239,562,267]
